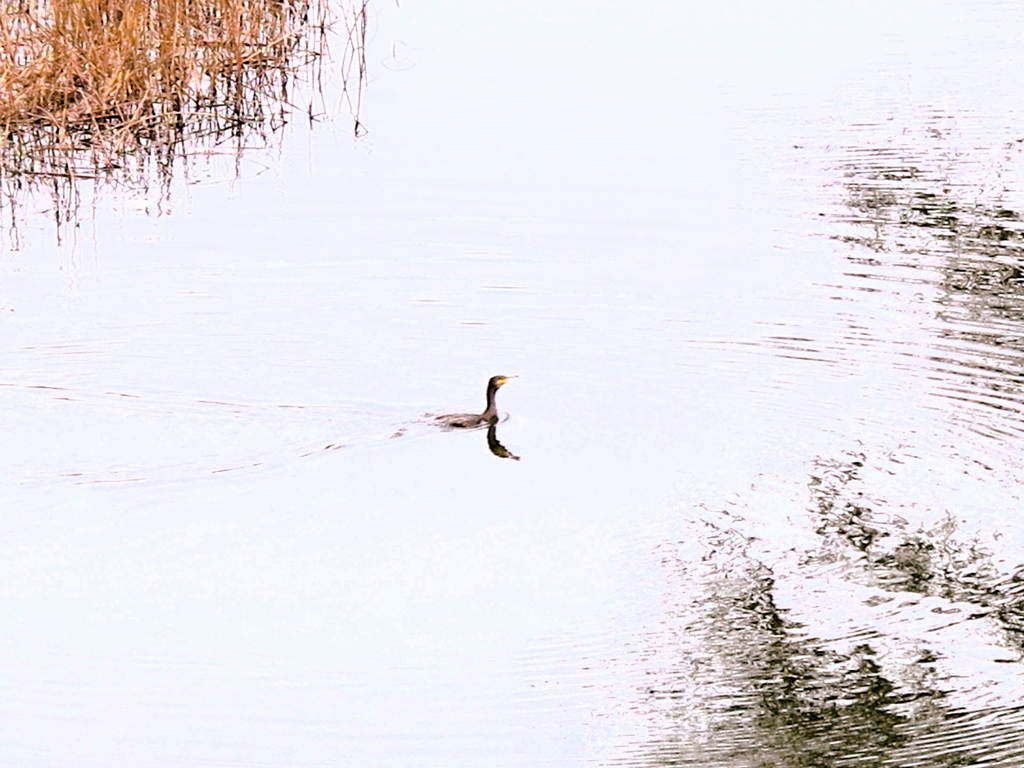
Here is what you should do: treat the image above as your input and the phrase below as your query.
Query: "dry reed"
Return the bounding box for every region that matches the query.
[0,0,364,235]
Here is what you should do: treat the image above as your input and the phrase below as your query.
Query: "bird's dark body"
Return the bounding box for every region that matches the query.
[432,375,516,429]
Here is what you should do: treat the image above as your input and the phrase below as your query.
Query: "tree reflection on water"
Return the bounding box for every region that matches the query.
[626,447,1024,767]
[833,122,1024,442]
[616,119,1024,766]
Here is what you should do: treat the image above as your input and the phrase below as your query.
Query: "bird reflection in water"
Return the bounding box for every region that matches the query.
[487,422,520,461]
[430,375,521,460]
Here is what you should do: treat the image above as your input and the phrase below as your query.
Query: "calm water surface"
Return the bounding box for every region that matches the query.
[3,1,1024,766]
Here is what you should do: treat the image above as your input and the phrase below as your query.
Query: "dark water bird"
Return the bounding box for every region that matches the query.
[432,375,517,429]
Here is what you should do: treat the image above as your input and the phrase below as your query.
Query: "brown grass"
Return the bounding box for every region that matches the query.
[0,0,364,204]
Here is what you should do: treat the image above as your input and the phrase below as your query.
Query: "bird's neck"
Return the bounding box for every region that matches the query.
[482,385,499,420]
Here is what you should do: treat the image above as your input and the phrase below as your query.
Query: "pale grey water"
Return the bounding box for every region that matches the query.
[3,1,1024,766]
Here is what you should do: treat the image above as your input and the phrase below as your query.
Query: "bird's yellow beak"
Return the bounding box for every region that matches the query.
[498,375,518,386]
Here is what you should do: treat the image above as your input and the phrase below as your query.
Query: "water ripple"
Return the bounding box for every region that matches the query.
[815,113,1024,444]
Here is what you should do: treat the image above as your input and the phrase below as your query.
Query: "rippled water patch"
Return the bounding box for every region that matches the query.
[826,117,1024,441]
[604,444,1024,767]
